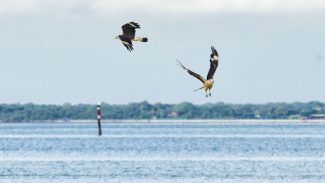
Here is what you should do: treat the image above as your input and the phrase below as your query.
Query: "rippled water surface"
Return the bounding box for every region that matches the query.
[1,122,325,183]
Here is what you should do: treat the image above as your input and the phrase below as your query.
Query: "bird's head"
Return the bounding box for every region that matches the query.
[209,79,214,84]
[114,35,119,39]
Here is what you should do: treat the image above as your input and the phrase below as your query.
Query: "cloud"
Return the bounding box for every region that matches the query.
[0,0,82,15]
[0,0,325,16]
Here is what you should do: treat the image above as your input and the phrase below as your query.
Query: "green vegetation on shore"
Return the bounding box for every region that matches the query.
[0,101,324,122]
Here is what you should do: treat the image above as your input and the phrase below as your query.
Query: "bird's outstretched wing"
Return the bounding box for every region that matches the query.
[177,59,205,84]
[119,36,133,52]
[207,46,219,80]
[121,22,140,39]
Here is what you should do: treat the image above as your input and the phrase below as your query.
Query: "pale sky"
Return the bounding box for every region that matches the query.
[0,0,324,104]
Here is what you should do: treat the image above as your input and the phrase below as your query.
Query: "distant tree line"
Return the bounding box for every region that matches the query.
[0,101,324,122]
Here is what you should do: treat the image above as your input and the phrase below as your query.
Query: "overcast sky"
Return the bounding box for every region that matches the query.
[0,0,324,104]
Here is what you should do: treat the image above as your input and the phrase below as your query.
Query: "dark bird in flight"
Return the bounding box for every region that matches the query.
[115,22,148,52]
[177,46,219,97]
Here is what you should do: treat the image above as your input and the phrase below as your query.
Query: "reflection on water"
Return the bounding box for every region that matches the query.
[0,122,325,183]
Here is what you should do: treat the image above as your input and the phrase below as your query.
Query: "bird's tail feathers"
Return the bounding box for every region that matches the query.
[134,37,148,42]
[193,87,204,92]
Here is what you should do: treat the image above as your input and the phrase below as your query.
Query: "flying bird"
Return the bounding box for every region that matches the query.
[177,46,219,97]
[115,22,148,52]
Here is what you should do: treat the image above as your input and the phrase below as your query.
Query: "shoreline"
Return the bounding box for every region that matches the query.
[2,119,325,123]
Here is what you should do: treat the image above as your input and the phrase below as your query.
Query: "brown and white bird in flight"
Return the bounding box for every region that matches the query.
[115,22,148,52]
[177,46,219,97]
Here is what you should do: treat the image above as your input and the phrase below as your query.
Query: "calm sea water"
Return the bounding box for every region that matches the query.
[1,122,325,183]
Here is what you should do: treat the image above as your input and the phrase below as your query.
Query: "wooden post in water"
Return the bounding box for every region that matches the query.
[96,103,102,136]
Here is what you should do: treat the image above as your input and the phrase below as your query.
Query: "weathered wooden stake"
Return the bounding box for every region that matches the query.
[97,103,102,136]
